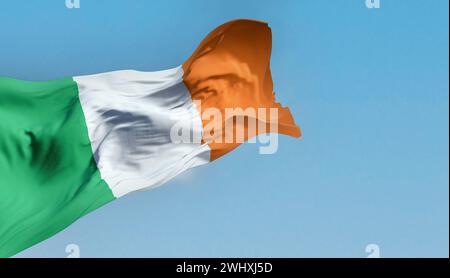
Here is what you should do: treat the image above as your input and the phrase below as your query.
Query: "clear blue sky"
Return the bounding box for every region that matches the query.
[0,0,448,257]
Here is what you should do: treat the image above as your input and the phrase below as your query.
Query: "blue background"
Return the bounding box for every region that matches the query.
[0,0,448,257]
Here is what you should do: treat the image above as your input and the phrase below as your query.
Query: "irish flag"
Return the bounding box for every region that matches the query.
[0,19,301,257]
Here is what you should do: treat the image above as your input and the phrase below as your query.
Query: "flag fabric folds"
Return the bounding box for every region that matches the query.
[0,19,300,257]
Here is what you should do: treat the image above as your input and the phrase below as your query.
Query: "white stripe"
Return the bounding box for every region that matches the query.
[74,66,210,198]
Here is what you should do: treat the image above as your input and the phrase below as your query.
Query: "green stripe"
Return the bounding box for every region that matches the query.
[0,77,115,257]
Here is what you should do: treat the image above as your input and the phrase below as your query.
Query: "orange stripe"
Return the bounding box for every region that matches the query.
[182,19,301,161]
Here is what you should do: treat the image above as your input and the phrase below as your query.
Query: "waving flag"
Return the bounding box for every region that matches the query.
[0,19,301,257]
